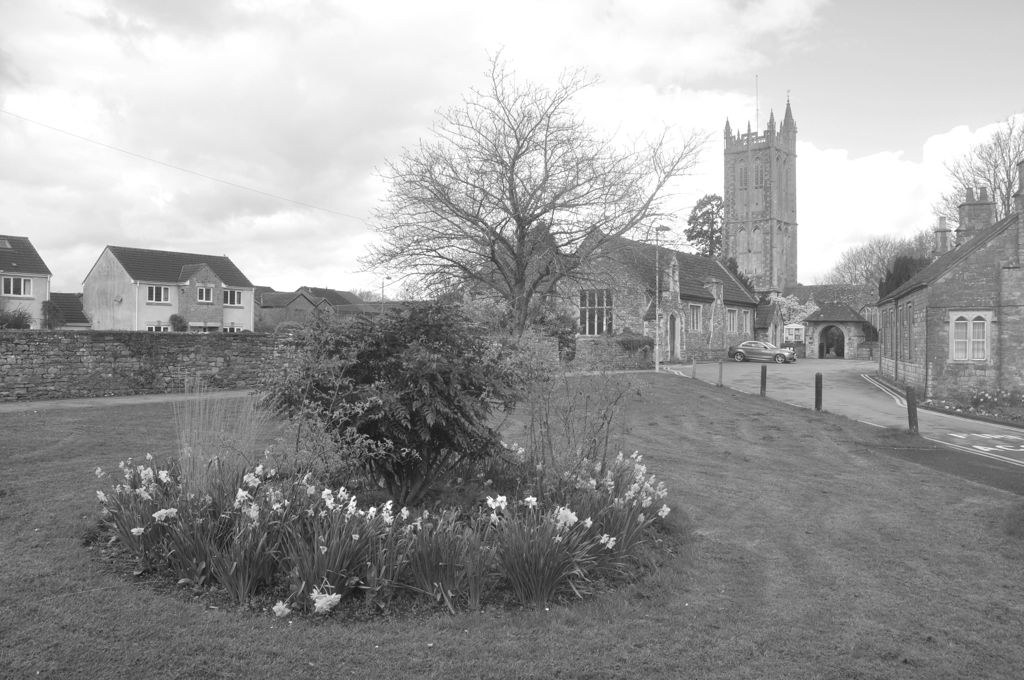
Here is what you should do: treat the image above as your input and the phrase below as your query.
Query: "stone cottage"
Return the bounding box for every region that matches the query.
[877,161,1024,400]
[577,235,758,363]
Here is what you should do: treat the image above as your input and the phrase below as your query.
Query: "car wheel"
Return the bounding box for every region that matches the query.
[733,352,745,362]
[774,354,786,364]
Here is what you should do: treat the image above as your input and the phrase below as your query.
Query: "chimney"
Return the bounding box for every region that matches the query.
[1015,160,1024,214]
[957,186,996,243]
[934,216,951,254]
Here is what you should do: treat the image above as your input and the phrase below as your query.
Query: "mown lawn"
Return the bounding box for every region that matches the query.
[2,373,1023,679]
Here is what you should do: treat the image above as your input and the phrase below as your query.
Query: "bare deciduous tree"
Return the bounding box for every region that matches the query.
[933,115,1024,228]
[817,230,933,287]
[364,56,706,334]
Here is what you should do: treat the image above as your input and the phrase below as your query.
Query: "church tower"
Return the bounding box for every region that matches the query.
[722,99,798,294]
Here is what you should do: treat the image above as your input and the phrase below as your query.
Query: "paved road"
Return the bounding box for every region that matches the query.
[664,357,1024,493]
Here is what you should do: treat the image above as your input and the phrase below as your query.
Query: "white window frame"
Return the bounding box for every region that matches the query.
[222,326,241,333]
[146,325,170,332]
[223,289,243,306]
[727,308,738,333]
[688,304,702,332]
[948,311,992,362]
[579,289,613,336]
[742,309,751,334]
[147,286,170,303]
[784,324,805,343]
[2,276,32,297]
[197,286,213,303]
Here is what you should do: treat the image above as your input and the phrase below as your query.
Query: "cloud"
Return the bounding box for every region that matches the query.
[5,0,1004,299]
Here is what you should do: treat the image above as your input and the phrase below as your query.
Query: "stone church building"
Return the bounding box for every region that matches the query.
[570,98,874,364]
[721,100,873,359]
[721,101,799,294]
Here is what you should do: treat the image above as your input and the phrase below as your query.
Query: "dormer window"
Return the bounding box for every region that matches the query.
[0,239,11,249]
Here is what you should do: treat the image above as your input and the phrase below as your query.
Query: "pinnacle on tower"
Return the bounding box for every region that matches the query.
[724,118,732,138]
[782,97,796,132]
[767,109,776,132]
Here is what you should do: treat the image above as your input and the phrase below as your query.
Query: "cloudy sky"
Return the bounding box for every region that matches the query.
[1,0,1022,295]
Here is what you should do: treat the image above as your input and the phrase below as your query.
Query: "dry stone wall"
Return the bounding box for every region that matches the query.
[0,330,286,402]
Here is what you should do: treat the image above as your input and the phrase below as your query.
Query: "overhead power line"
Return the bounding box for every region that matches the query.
[0,107,369,223]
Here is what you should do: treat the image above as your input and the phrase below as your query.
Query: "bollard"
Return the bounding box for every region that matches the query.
[814,372,823,411]
[717,360,723,387]
[691,357,697,379]
[906,386,919,434]
[760,365,767,397]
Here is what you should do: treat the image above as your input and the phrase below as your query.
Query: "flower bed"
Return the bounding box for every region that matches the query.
[923,387,1024,425]
[92,450,670,617]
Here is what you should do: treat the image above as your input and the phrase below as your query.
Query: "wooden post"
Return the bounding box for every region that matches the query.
[691,357,697,379]
[760,365,767,397]
[717,360,723,387]
[814,372,823,411]
[906,386,919,434]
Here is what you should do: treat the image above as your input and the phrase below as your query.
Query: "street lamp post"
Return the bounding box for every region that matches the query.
[654,226,671,372]
[380,276,391,315]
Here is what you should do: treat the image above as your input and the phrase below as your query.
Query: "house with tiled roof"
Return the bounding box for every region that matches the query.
[82,245,255,332]
[878,162,1024,400]
[255,289,334,332]
[577,235,758,362]
[297,286,384,317]
[0,235,52,329]
[45,293,92,330]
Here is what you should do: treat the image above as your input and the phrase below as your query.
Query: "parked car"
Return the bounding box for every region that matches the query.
[727,340,797,364]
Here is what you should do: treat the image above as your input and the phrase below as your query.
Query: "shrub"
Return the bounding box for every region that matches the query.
[514,360,639,503]
[260,303,523,505]
[0,307,32,329]
[169,314,188,332]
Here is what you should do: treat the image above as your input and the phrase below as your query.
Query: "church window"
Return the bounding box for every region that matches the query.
[579,289,613,336]
[737,165,748,189]
[688,304,702,332]
[950,312,990,361]
[754,160,765,188]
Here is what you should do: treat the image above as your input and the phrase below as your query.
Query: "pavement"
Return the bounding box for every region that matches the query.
[0,389,253,413]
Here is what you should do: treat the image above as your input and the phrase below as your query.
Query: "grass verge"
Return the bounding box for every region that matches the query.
[1,376,1023,679]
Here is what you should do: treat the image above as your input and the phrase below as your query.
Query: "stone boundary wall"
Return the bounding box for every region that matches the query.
[0,330,286,402]
[509,331,653,371]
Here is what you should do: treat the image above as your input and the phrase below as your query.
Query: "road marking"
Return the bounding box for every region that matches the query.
[861,374,906,405]
[857,420,886,428]
[923,436,1024,468]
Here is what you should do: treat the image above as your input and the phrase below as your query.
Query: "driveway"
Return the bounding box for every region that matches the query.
[663,357,1024,492]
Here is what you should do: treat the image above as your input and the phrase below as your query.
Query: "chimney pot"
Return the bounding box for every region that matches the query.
[979,186,989,201]
[966,188,975,203]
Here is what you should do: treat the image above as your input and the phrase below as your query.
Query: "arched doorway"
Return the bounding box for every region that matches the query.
[818,325,846,358]
[668,314,678,360]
